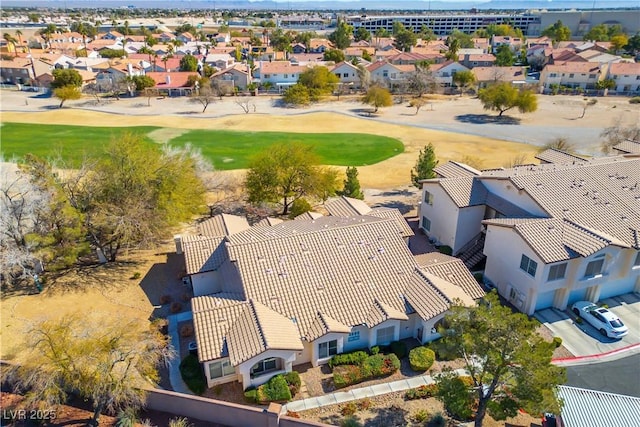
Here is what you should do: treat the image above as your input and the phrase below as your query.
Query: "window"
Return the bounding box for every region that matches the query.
[422,216,431,232]
[383,70,388,77]
[569,73,574,78]
[343,73,348,78]
[549,73,557,78]
[209,359,235,379]
[584,258,604,278]
[251,357,278,377]
[547,263,567,281]
[634,252,640,267]
[520,254,537,277]
[348,331,360,342]
[376,326,395,346]
[318,340,338,359]
[264,74,270,78]
[589,74,596,79]
[424,190,434,205]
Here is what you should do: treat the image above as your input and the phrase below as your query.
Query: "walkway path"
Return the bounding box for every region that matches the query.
[167,311,195,395]
[283,369,467,413]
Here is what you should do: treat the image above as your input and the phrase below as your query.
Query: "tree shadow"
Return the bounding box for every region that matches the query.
[320,364,336,394]
[40,104,61,110]
[176,111,202,115]
[363,405,409,427]
[372,200,414,214]
[139,252,189,320]
[350,108,377,117]
[44,260,141,295]
[373,188,418,198]
[455,114,521,125]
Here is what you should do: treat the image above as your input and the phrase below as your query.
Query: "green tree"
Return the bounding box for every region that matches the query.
[99,48,126,58]
[494,44,515,66]
[583,23,622,42]
[477,82,538,116]
[288,198,312,219]
[9,315,173,427]
[354,27,371,42]
[435,369,474,421]
[297,66,339,101]
[610,34,629,52]
[595,78,615,94]
[445,38,460,61]
[393,29,418,52]
[270,28,293,53]
[624,33,640,55]
[452,70,476,95]
[179,54,198,71]
[541,20,571,42]
[410,143,438,188]
[361,49,372,61]
[361,85,392,113]
[419,25,436,43]
[53,86,82,108]
[294,31,316,50]
[245,142,337,215]
[329,21,353,50]
[435,292,566,427]
[282,83,311,105]
[337,166,364,200]
[447,30,474,49]
[127,75,156,92]
[77,134,206,262]
[323,48,345,63]
[51,68,83,89]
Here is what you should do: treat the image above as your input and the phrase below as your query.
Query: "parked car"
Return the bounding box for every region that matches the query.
[571,301,629,338]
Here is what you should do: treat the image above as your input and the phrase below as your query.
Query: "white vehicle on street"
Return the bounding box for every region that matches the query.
[571,301,629,339]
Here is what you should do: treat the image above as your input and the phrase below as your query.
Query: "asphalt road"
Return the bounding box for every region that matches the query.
[565,353,640,398]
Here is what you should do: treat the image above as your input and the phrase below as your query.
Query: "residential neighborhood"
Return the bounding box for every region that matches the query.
[1,4,640,427]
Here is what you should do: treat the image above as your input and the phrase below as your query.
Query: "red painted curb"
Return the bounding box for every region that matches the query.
[552,343,640,363]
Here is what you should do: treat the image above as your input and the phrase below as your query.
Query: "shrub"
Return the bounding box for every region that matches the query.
[552,336,563,348]
[437,245,453,255]
[258,375,292,403]
[170,302,183,313]
[179,354,206,395]
[427,412,446,427]
[160,295,172,304]
[329,351,369,368]
[405,384,438,400]
[340,416,362,427]
[341,402,358,416]
[244,387,258,403]
[629,97,640,104]
[180,324,194,337]
[370,346,380,355]
[427,338,458,361]
[389,341,408,359]
[286,411,300,418]
[409,346,436,371]
[284,371,301,395]
[357,398,372,411]
[130,272,141,280]
[333,354,400,388]
[413,409,429,423]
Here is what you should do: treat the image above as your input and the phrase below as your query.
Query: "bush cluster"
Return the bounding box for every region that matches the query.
[244,373,299,403]
[628,97,640,104]
[179,354,206,395]
[552,336,563,348]
[329,351,369,368]
[333,354,400,388]
[405,384,438,400]
[437,245,453,255]
[409,346,436,372]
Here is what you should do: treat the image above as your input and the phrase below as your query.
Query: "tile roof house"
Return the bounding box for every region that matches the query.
[181,203,484,389]
[606,62,640,95]
[146,71,199,96]
[418,154,640,316]
[331,61,365,89]
[212,63,252,90]
[556,386,640,427]
[253,61,308,88]
[540,62,608,92]
[472,66,527,88]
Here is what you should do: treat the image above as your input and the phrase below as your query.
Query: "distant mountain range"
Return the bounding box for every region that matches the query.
[2,0,640,10]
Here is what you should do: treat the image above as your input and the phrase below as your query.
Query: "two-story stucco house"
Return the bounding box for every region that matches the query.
[180,198,484,389]
[540,62,607,92]
[418,154,640,316]
[253,61,309,90]
[607,62,640,95]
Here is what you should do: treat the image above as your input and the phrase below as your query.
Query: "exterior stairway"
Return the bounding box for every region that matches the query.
[458,232,486,270]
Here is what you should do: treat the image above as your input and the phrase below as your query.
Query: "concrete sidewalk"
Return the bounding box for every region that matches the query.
[283,368,467,413]
[167,311,195,395]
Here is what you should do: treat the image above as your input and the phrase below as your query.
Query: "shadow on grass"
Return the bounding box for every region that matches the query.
[43,260,141,296]
[364,405,410,427]
[455,114,521,125]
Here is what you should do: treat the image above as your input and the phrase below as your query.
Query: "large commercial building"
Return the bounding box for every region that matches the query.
[346,9,640,37]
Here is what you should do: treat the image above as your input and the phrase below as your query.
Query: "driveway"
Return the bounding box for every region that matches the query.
[535,293,640,357]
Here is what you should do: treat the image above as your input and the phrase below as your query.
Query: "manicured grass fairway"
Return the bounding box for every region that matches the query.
[1,123,159,166]
[170,130,404,170]
[1,123,404,170]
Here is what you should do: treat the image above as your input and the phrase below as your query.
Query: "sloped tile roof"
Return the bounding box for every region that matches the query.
[535,148,588,164]
[434,161,481,178]
[325,196,372,216]
[368,208,414,238]
[227,300,303,365]
[404,271,451,321]
[293,211,324,221]
[424,272,476,307]
[609,62,640,76]
[557,385,640,427]
[366,299,410,327]
[182,235,227,275]
[613,140,640,154]
[255,217,284,227]
[304,312,352,341]
[198,213,250,237]
[192,293,247,361]
[416,253,485,300]
[436,177,489,208]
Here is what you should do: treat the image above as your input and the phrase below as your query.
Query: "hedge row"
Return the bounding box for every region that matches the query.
[244,372,300,404]
[328,351,369,368]
[404,376,475,400]
[333,353,400,388]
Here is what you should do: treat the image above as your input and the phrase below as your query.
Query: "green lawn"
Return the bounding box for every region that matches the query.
[169,130,404,170]
[0,123,159,166]
[1,123,404,170]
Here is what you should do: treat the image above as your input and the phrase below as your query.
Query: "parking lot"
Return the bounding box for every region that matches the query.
[535,293,640,357]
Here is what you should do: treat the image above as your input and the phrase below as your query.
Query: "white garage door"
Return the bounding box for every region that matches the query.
[535,289,556,311]
[567,287,588,305]
[598,281,636,301]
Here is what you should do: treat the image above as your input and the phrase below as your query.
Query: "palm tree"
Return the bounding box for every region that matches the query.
[3,33,18,57]
[15,29,23,51]
[445,38,460,61]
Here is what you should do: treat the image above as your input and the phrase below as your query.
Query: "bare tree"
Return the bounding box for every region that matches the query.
[235,97,255,114]
[540,137,576,153]
[407,65,436,97]
[356,64,371,92]
[600,119,640,154]
[189,84,216,112]
[579,98,597,119]
[210,78,233,99]
[409,98,427,115]
[503,154,529,168]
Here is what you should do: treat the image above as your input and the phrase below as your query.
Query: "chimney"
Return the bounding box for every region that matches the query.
[165,75,171,85]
